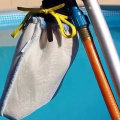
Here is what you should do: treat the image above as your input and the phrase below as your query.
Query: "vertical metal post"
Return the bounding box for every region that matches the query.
[82,0,120,101]
[71,5,120,119]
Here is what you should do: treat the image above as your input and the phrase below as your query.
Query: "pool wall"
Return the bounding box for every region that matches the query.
[0,6,120,120]
[0,6,120,46]
[0,6,120,30]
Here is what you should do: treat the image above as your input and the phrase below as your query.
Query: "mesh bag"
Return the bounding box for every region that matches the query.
[0,16,78,120]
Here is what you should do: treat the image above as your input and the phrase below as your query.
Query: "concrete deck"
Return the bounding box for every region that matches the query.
[0,0,120,10]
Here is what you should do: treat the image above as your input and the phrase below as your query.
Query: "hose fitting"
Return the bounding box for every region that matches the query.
[71,6,91,40]
[71,6,88,28]
[78,26,91,40]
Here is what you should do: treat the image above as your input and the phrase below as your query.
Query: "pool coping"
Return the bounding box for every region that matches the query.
[0,5,120,14]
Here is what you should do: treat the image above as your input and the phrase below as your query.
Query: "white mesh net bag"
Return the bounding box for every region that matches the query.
[0,16,78,120]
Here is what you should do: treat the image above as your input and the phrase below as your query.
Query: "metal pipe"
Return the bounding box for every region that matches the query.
[82,0,120,101]
[70,5,120,119]
[78,26,120,120]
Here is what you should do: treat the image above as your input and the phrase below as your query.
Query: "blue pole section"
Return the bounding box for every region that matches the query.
[71,6,87,28]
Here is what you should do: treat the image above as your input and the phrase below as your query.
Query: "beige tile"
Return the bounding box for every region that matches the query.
[99,0,120,5]
[0,0,11,10]
[0,0,120,10]
[76,0,120,5]
[11,0,42,9]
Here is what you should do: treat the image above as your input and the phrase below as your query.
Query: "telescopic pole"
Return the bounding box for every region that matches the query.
[82,0,120,101]
[69,2,120,119]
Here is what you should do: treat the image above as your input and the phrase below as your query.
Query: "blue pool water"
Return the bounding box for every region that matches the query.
[0,7,120,120]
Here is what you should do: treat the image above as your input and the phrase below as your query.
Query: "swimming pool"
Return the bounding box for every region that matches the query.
[0,6,120,120]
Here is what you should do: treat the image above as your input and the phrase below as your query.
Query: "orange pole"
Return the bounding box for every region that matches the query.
[78,27,120,120]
